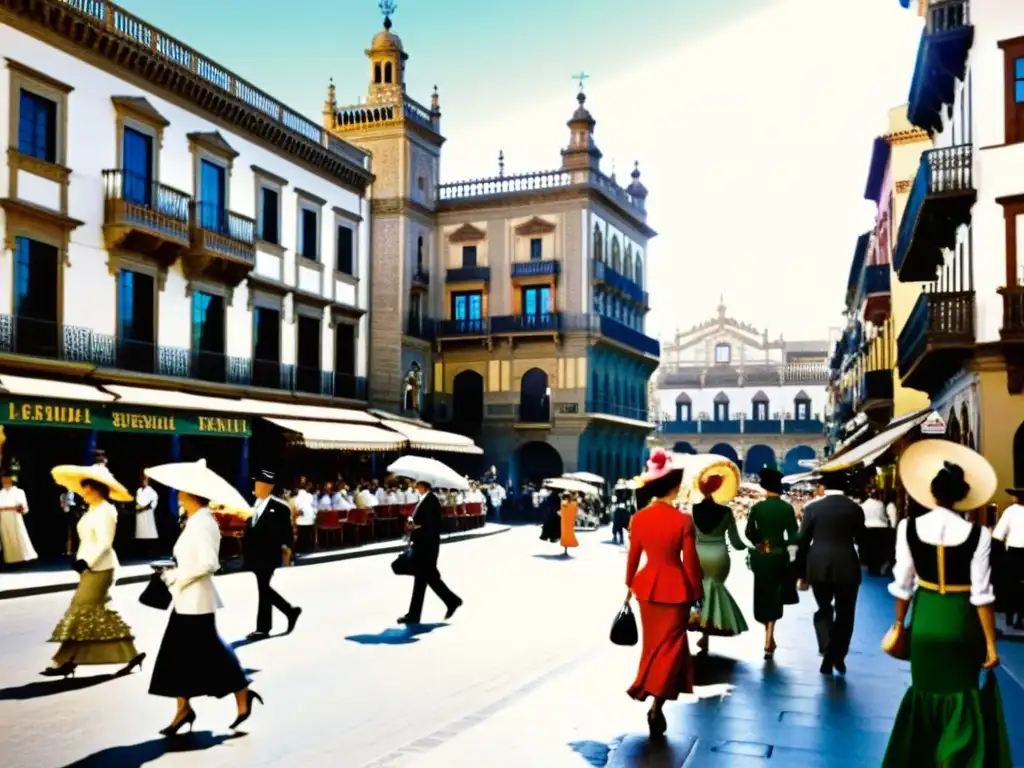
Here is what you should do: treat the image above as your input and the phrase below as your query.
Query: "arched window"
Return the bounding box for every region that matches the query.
[374,63,382,84]
[634,256,643,287]
[714,391,729,421]
[611,236,621,272]
[593,225,603,262]
[624,244,634,280]
[675,392,692,422]
[793,390,811,420]
[751,391,769,421]
[384,62,393,83]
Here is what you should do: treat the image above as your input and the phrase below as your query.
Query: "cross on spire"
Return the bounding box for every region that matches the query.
[572,71,590,93]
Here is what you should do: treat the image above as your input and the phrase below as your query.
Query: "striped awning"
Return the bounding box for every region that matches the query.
[818,409,930,472]
[379,420,482,455]
[264,418,406,452]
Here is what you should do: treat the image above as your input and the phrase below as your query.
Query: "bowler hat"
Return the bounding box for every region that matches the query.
[758,467,784,494]
[254,469,276,484]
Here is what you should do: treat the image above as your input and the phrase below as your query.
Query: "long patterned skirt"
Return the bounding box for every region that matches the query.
[628,600,693,701]
[49,569,139,666]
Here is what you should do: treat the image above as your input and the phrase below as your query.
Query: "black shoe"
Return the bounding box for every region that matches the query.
[285,607,302,635]
[397,615,420,625]
[40,661,77,678]
[647,709,667,738]
[833,658,846,676]
[160,708,196,736]
[820,657,834,675]
[444,598,463,620]
[246,630,270,640]
[229,690,263,730]
[117,652,146,677]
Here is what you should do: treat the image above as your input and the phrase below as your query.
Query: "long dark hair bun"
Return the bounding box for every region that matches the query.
[930,461,970,508]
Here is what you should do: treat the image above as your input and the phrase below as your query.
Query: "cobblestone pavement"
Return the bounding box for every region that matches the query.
[1,526,1022,767]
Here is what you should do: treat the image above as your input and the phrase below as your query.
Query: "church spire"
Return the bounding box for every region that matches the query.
[561,75,602,174]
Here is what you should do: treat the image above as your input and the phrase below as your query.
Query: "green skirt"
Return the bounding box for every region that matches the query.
[689,538,748,636]
[748,548,789,624]
[882,590,1012,767]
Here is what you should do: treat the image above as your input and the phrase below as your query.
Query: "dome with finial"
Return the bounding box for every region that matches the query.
[569,90,595,126]
[371,1,403,51]
[626,161,648,198]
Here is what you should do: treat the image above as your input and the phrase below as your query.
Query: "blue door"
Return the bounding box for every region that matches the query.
[199,159,225,231]
[122,127,153,206]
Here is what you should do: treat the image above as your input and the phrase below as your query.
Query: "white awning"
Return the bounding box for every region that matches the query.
[265,418,406,452]
[379,420,483,454]
[368,409,431,428]
[102,385,250,412]
[819,409,931,472]
[0,375,115,402]
[238,399,379,424]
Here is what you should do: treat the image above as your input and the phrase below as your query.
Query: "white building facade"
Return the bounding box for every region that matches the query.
[0,1,372,401]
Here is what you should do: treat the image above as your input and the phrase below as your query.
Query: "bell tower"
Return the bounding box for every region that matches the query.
[367,1,407,105]
[561,76,602,176]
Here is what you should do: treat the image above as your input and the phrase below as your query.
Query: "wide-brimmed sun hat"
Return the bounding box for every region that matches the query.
[145,459,250,512]
[640,448,682,484]
[51,463,132,502]
[898,439,996,512]
[686,453,741,505]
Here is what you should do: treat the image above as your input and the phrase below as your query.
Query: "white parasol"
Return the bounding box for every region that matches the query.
[387,455,469,491]
[563,471,605,486]
[144,459,250,512]
[544,477,601,496]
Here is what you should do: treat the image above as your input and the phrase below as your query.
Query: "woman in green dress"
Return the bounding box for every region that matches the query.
[881,440,1011,767]
[744,467,799,659]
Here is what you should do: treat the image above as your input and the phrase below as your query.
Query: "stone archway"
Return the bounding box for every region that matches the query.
[745,444,777,476]
[452,370,484,430]
[783,445,816,476]
[515,441,564,488]
[519,368,550,423]
[709,443,740,466]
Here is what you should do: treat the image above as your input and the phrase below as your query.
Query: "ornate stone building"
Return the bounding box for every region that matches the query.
[324,12,660,485]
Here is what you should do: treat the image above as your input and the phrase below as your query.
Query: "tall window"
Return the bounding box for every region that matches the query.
[117,270,155,372]
[521,285,551,327]
[198,159,226,232]
[461,245,478,267]
[300,209,319,261]
[13,237,59,357]
[714,401,729,421]
[122,127,153,207]
[451,291,483,332]
[678,402,692,421]
[191,291,226,382]
[529,238,542,261]
[1013,56,1024,143]
[753,402,768,421]
[714,343,731,364]
[795,400,811,420]
[416,236,424,270]
[252,306,281,388]
[334,323,357,397]
[259,187,280,244]
[336,225,354,274]
[18,90,57,163]
[296,314,322,393]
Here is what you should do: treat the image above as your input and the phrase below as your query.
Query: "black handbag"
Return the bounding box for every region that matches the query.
[139,571,172,610]
[391,546,416,576]
[610,602,638,646]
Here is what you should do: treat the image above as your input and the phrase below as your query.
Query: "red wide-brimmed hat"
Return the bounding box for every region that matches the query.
[641,448,679,484]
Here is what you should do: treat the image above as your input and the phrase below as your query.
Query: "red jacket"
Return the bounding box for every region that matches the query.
[625,500,703,604]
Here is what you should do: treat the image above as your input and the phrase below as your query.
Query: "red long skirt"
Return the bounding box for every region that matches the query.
[627,600,693,701]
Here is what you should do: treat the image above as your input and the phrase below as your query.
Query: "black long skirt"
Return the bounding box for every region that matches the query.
[149,611,248,699]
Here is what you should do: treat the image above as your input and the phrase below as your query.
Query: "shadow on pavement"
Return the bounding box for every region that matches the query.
[229,634,281,650]
[605,734,698,767]
[0,673,117,701]
[532,553,572,560]
[345,623,447,645]
[568,739,614,766]
[61,731,242,767]
[692,654,738,687]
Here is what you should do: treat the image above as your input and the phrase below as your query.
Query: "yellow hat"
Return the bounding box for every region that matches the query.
[51,463,132,502]
[897,439,996,512]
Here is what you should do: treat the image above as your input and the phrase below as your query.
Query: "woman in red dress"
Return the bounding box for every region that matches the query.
[625,448,704,737]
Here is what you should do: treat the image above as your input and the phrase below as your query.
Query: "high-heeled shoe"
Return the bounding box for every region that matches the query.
[39,661,77,678]
[229,689,264,729]
[764,640,777,660]
[159,708,196,736]
[116,652,146,677]
[647,708,667,737]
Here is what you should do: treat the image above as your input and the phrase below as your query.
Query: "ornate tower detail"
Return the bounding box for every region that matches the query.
[561,79,602,176]
[367,1,407,104]
[322,78,337,131]
[626,161,648,212]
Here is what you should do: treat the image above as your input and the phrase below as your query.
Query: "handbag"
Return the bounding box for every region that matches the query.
[880,622,911,660]
[391,546,416,576]
[138,571,172,611]
[610,602,638,646]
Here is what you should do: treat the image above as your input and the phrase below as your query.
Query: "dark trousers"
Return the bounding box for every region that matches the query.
[860,528,895,576]
[811,582,859,663]
[254,569,293,632]
[407,566,459,620]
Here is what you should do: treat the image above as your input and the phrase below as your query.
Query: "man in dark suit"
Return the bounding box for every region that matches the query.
[243,469,301,640]
[796,471,864,676]
[398,480,463,624]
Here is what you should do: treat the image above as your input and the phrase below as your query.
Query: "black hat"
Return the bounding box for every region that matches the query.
[254,469,276,484]
[818,471,848,492]
[1006,488,1024,498]
[759,467,784,494]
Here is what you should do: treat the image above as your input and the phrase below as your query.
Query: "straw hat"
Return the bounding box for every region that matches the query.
[145,459,250,512]
[898,439,997,512]
[686,453,741,504]
[51,463,132,502]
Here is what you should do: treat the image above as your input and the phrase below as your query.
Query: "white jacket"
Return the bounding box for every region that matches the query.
[76,502,120,572]
[163,508,223,615]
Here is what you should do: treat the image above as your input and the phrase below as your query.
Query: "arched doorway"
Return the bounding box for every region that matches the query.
[745,444,777,476]
[783,445,816,476]
[1014,423,1024,487]
[709,443,740,466]
[452,370,484,432]
[672,441,697,454]
[519,368,550,423]
[516,441,563,487]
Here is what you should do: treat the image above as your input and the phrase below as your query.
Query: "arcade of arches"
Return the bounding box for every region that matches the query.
[669,441,818,477]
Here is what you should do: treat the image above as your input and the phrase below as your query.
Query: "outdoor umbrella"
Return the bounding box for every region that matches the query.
[387,455,469,491]
[543,477,601,496]
[563,471,604,486]
[144,459,250,512]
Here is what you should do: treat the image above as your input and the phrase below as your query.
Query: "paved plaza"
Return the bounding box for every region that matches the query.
[0,526,1021,767]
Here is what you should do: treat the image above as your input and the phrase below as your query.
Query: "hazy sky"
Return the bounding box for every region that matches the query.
[121,0,923,342]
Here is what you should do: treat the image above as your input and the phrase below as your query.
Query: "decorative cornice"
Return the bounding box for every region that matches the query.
[448,223,487,244]
[514,216,556,236]
[111,96,169,129]
[370,196,434,221]
[0,0,373,194]
[187,131,239,161]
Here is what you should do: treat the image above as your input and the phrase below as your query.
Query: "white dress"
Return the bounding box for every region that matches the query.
[0,485,38,563]
[134,485,159,540]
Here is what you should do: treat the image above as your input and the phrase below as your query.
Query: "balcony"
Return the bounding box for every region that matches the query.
[511,260,560,278]
[852,264,891,324]
[411,268,430,290]
[445,266,490,283]
[598,316,660,358]
[857,370,894,412]
[185,202,256,285]
[101,169,191,264]
[744,419,783,434]
[784,418,825,435]
[701,419,742,435]
[1000,285,1024,343]
[897,290,975,392]
[593,260,648,308]
[585,400,651,423]
[893,145,975,281]
[907,0,973,134]
[491,313,562,335]
[405,312,435,341]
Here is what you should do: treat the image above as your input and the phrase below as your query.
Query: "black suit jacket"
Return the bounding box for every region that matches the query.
[410,492,443,566]
[796,493,864,586]
[243,496,293,571]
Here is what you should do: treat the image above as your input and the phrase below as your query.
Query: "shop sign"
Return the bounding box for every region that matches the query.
[1,398,250,438]
[920,411,946,436]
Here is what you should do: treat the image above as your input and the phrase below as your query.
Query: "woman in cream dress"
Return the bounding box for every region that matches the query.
[0,461,37,565]
[43,464,145,678]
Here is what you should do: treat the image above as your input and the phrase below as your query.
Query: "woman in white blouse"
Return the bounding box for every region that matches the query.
[44,464,145,678]
[994,488,1024,630]
[144,460,262,736]
[880,440,1011,767]
[0,461,37,564]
